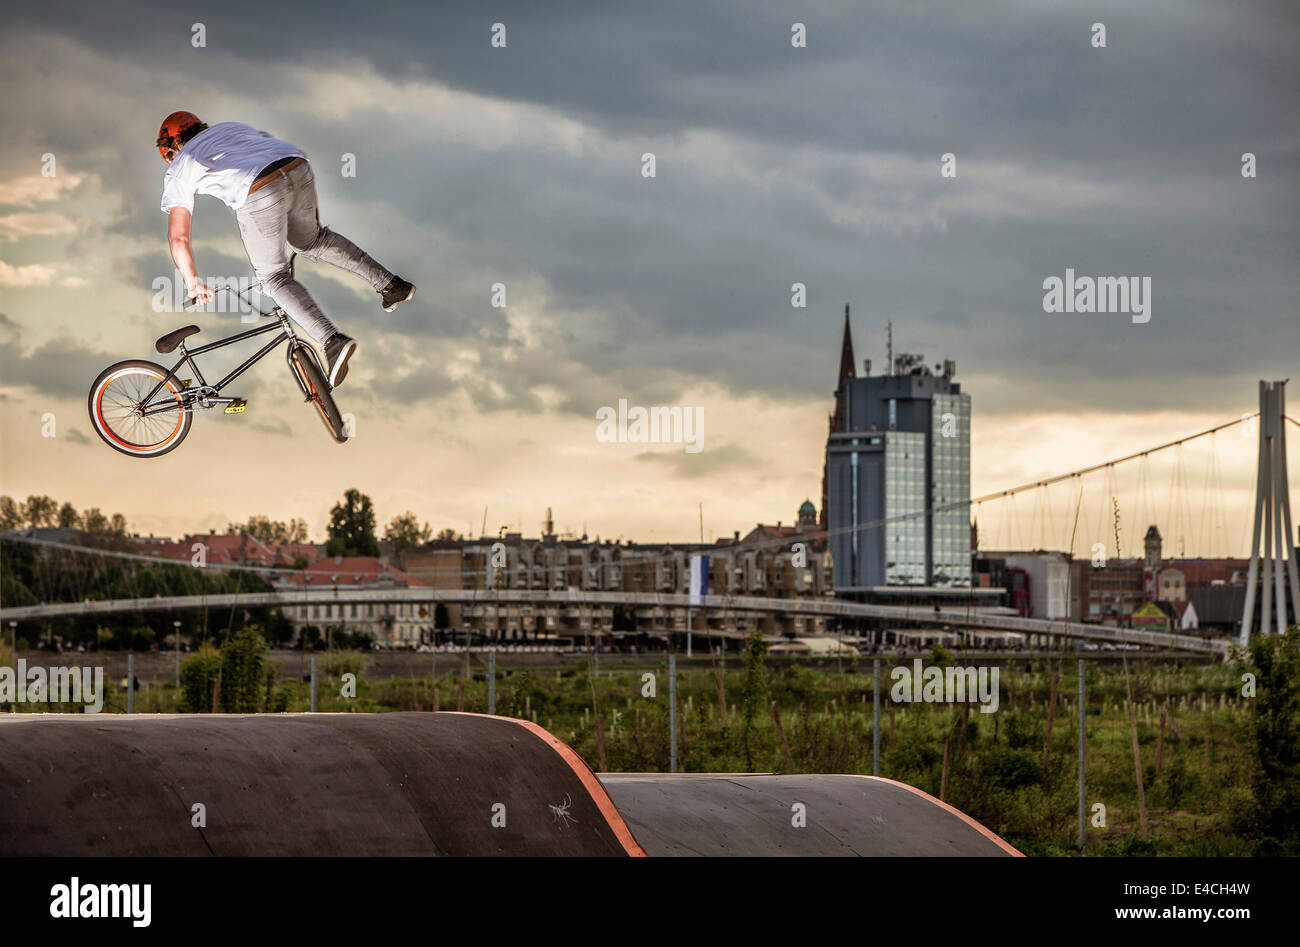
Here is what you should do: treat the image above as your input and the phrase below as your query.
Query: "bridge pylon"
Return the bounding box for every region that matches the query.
[1239,379,1300,644]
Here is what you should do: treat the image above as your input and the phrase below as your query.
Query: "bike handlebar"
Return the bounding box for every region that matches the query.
[183,281,277,318]
[183,255,292,313]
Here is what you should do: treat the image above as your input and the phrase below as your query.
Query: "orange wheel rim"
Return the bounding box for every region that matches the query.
[95,368,184,451]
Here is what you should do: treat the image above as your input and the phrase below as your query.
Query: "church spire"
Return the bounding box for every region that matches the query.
[838,303,856,381]
[823,303,856,529]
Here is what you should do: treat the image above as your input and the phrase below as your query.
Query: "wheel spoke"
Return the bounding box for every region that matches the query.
[94,367,185,452]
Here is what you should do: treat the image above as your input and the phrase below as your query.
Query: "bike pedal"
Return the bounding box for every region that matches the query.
[224,399,248,415]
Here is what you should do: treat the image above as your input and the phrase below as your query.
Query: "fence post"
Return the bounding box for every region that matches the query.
[126,653,134,715]
[488,649,496,715]
[310,655,317,713]
[872,658,880,777]
[668,653,677,773]
[1077,657,1086,852]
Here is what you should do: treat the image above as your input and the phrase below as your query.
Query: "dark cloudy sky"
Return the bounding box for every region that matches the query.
[0,0,1296,551]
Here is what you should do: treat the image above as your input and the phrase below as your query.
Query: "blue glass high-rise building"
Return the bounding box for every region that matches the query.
[824,308,971,592]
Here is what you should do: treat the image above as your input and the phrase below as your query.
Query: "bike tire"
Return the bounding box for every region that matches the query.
[290,345,348,443]
[87,359,193,458]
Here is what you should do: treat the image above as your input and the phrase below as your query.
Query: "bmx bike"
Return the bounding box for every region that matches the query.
[87,280,348,457]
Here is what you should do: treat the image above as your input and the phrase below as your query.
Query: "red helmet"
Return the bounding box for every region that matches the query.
[156,111,204,161]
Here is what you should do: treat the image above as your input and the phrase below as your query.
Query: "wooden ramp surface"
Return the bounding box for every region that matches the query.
[599,773,1021,856]
[0,713,1018,856]
[0,712,643,856]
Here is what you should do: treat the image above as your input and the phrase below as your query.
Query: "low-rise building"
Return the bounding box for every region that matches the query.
[278,556,430,648]
[395,502,834,640]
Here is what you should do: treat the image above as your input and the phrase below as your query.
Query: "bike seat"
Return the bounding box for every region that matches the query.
[156,325,201,354]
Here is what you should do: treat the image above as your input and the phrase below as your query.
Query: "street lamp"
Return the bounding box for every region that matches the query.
[8,620,15,657]
[173,620,182,685]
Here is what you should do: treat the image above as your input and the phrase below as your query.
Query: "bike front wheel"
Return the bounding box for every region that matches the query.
[289,345,348,443]
[87,359,192,457]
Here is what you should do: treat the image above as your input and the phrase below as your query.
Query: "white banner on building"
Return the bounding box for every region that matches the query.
[689,554,709,605]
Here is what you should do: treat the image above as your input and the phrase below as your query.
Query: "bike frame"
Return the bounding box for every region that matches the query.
[138,286,323,417]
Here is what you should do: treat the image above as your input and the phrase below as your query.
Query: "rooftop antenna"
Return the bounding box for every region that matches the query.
[699,502,704,544]
[887,321,893,375]
[481,506,488,539]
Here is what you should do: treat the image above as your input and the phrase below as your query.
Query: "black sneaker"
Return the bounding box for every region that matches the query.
[379,275,416,312]
[324,333,356,388]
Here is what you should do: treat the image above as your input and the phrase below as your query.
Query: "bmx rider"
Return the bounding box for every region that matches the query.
[156,110,415,387]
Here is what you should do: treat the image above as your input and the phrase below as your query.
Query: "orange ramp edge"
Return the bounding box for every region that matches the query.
[447,712,648,857]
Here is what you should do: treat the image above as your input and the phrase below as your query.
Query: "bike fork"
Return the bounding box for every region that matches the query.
[286,339,326,400]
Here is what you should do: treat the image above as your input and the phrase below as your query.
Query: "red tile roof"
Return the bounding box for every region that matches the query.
[1165,558,1249,585]
[135,534,327,569]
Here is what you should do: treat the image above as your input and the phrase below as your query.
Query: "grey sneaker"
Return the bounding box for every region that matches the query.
[324,333,356,388]
[380,276,416,312]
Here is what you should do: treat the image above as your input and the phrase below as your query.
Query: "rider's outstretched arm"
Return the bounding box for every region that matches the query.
[167,207,214,303]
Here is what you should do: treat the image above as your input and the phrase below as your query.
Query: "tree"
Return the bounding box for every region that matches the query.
[226,515,310,544]
[23,495,57,528]
[0,496,22,530]
[227,516,271,542]
[436,527,463,542]
[1240,628,1300,854]
[81,508,109,534]
[56,502,79,529]
[384,511,433,552]
[326,488,379,557]
[108,513,128,536]
[295,625,321,650]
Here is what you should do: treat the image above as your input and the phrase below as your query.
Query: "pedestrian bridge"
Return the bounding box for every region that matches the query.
[0,587,1229,654]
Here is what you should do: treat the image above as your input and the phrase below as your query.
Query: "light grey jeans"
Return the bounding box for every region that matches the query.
[235,159,393,343]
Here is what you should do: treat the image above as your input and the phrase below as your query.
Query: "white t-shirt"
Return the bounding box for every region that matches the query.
[160,122,305,214]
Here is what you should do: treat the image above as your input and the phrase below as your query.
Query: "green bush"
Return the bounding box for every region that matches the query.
[1002,710,1040,750]
[179,626,273,713]
[180,646,224,712]
[218,627,268,713]
[320,649,368,680]
[977,745,1041,792]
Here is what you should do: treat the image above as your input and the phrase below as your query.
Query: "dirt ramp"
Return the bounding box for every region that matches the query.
[0,712,643,856]
[598,774,1021,856]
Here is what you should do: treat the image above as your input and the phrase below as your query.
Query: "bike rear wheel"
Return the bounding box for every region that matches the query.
[289,345,348,443]
[87,359,192,457]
